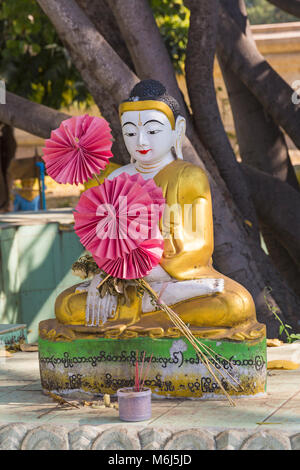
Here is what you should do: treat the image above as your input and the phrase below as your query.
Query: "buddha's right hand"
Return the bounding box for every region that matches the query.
[85,274,117,326]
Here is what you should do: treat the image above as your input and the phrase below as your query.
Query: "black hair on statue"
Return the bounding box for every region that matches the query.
[125,79,181,119]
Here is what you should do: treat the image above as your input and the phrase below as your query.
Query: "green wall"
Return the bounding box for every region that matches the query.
[0,222,84,342]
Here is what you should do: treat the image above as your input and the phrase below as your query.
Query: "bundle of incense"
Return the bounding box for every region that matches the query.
[94,273,242,405]
[140,279,243,406]
[134,351,153,392]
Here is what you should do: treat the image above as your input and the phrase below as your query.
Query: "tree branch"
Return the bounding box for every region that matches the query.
[35,0,300,333]
[105,0,206,166]
[75,0,134,69]
[217,2,300,150]
[267,0,300,18]
[218,0,300,295]
[259,222,300,297]
[36,0,140,163]
[36,0,138,103]
[0,125,16,211]
[184,0,260,236]
[75,75,129,165]
[220,57,299,188]
[242,164,300,270]
[106,0,300,331]
[106,0,187,115]
[183,0,300,332]
[0,91,70,138]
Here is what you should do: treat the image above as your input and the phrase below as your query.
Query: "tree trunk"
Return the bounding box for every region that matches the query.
[7,0,300,336]
[242,164,300,270]
[259,223,300,297]
[217,2,300,151]
[106,0,187,115]
[218,0,300,295]
[105,0,206,167]
[75,0,134,70]
[219,0,298,190]
[210,177,300,337]
[103,0,288,327]
[36,0,141,164]
[184,0,260,238]
[36,0,138,104]
[0,124,16,212]
[182,0,300,334]
[267,0,300,17]
[33,0,215,176]
[74,0,135,164]
[226,70,298,188]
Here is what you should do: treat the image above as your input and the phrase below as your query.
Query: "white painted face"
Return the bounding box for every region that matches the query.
[121,109,175,164]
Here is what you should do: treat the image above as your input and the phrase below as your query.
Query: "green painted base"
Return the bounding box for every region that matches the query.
[38,335,267,399]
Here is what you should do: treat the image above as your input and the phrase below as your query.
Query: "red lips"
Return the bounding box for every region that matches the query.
[137,149,151,154]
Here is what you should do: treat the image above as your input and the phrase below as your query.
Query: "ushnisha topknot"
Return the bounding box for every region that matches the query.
[119,79,181,129]
[129,79,167,99]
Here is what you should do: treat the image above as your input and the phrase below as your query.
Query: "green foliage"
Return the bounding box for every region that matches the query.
[245,0,298,24]
[0,0,91,109]
[0,0,298,108]
[150,0,299,73]
[150,0,189,74]
[264,287,300,342]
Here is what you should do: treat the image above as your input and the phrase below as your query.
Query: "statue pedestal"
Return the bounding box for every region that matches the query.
[38,335,267,399]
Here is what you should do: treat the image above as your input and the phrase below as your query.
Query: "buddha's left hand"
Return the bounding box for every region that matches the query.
[85,274,117,326]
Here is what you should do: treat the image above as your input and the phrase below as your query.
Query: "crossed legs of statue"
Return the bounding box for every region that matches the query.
[55,268,264,341]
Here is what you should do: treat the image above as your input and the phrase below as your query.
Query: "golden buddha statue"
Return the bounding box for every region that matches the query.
[52,80,265,343]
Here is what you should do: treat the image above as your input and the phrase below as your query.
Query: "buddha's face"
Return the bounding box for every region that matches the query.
[121,109,176,164]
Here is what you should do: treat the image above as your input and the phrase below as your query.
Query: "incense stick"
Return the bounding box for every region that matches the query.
[192,339,243,391]
[89,273,242,402]
[135,350,139,392]
[96,273,111,290]
[141,279,239,406]
[139,351,146,389]
[140,353,153,391]
[94,173,102,186]
[163,301,236,406]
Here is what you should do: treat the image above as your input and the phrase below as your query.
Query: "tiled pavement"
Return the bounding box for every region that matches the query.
[1,351,300,449]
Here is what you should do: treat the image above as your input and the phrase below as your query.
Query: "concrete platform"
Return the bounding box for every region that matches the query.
[1,351,300,450]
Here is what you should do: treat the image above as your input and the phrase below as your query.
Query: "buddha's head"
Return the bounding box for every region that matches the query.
[119,80,186,165]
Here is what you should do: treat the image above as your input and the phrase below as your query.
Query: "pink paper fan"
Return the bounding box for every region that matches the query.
[42,114,113,185]
[128,173,165,219]
[93,237,164,279]
[73,173,165,261]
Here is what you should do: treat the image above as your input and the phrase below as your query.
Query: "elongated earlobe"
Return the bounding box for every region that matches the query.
[174,116,186,160]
